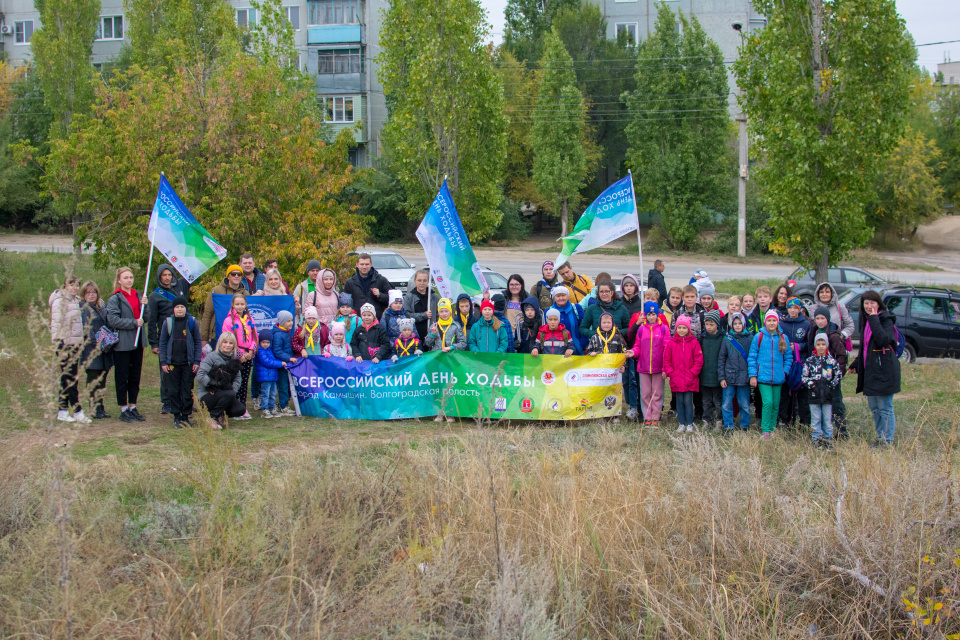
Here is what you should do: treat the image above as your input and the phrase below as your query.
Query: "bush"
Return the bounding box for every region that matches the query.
[487,198,531,245]
[710,180,774,255]
[644,223,675,251]
[342,169,414,243]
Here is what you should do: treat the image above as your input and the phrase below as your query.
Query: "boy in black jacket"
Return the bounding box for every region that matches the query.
[158,297,202,428]
[807,305,849,439]
[801,332,842,448]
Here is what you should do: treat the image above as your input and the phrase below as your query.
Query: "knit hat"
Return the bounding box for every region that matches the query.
[338,292,353,307]
[542,260,554,273]
[545,308,561,320]
[599,311,614,325]
[704,309,722,326]
[306,259,322,272]
[330,321,346,336]
[675,315,692,331]
[621,274,640,293]
[226,264,243,277]
[360,303,376,316]
[438,298,452,313]
[480,299,495,312]
[764,309,780,324]
[694,269,708,278]
[398,318,415,332]
[729,312,745,329]
[172,296,188,309]
[787,297,804,309]
[491,293,506,312]
[814,305,831,320]
[304,306,319,320]
[277,310,293,325]
[259,333,272,344]
[643,301,659,315]
[551,285,570,299]
[389,289,403,304]
[815,332,829,345]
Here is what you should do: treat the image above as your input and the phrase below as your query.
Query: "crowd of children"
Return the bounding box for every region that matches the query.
[52,255,900,447]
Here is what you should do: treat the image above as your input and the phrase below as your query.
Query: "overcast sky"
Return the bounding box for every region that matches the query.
[478,0,959,73]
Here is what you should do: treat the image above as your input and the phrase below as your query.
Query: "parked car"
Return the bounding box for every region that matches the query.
[787,266,888,306]
[838,285,960,364]
[349,249,418,293]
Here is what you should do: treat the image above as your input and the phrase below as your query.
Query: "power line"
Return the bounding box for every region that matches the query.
[916,39,960,47]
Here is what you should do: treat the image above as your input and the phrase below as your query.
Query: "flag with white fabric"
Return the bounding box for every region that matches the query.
[555,174,640,265]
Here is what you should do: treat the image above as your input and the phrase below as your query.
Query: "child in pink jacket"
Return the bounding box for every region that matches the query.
[220,293,259,419]
[629,301,671,426]
[663,315,703,433]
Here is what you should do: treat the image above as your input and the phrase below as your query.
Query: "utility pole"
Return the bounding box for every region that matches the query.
[732,21,747,258]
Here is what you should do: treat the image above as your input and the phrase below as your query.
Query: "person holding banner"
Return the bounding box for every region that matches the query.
[426,298,467,353]
[220,294,258,419]
[200,265,248,342]
[293,306,329,356]
[106,267,148,423]
[146,263,191,414]
[351,303,390,363]
[468,300,510,353]
[455,294,478,334]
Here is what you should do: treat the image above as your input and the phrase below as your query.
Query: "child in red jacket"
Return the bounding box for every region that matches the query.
[531,308,574,357]
[663,315,703,433]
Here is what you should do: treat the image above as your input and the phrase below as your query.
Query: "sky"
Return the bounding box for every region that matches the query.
[478,0,960,74]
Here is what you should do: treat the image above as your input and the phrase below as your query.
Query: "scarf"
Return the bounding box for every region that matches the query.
[258,283,287,296]
[437,313,455,346]
[521,312,540,335]
[595,327,616,354]
[395,335,420,356]
[302,321,322,350]
[457,308,472,328]
[231,310,252,341]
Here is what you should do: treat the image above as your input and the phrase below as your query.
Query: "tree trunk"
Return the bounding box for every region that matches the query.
[814,245,829,287]
[561,198,568,237]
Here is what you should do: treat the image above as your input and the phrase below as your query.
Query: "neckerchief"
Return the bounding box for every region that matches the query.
[438,313,455,346]
[395,336,419,356]
[232,311,252,341]
[457,309,472,327]
[275,323,290,333]
[595,327,616,354]
[303,321,321,350]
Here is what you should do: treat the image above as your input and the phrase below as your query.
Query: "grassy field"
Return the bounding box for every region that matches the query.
[1,252,959,639]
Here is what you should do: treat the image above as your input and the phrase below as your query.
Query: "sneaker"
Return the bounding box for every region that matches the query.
[161,406,170,415]
[434,415,443,423]
[236,411,252,420]
[686,424,694,433]
[761,433,771,439]
[72,410,92,424]
[180,416,194,428]
[626,407,638,420]
[643,420,652,427]
[280,407,296,416]
[130,408,146,422]
[119,410,136,423]
[207,417,222,430]
[446,416,455,424]
[93,406,111,420]
[57,410,75,423]
[262,410,274,419]
[173,417,184,429]
[676,424,686,433]
[253,398,261,410]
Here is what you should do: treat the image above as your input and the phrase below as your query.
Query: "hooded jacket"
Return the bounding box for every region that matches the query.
[255,339,284,382]
[531,270,559,311]
[201,278,248,341]
[381,305,412,342]
[425,319,467,351]
[587,326,628,355]
[343,266,391,317]
[335,311,361,345]
[468,316,510,353]
[579,297,630,336]
[535,324,572,355]
[779,312,813,368]
[147,263,191,348]
[271,324,295,362]
[304,269,340,327]
[619,274,645,320]
[79,301,114,371]
[699,329,725,387]
[196,349,242,397]
[802,352,841,404]
[718,328,754,387]
[454,293,478,333]
[646,268,667,305]
[159,312,202,366]
[351,319,390,360]
[631,321,670,374]
[747,327,794,385]
[814,283,855,339]
[515,296,542,354]
[850,307,901,396]
[549,301,586,355]
[221,309,259,354]
[49,288,83,346]
[806,323,848,376]
[671,303,705,338]
[664,333,703,393]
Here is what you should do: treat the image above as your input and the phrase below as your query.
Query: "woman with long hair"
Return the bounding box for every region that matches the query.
[106,266,148,422]
[220,293,258,419]
[78,281,114,419]
[504,274,528,329]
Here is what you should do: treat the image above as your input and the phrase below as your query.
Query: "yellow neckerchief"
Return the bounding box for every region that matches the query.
[457,308,471,327]
[303,321,320,350]
[395,335,419,356]
[437,313,454,345]
[233,310,251,340]
[596,326,616,354]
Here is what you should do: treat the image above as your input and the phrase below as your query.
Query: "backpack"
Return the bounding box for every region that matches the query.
[893,325,906,358]
[165,316,196,339]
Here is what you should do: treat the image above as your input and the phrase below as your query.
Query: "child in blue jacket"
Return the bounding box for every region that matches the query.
[255,334,285,418]
[271,310,298,415]
[748,309,794,438]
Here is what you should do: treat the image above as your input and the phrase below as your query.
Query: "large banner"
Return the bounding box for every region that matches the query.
[416,179,489,299]
[147,174,228,283]
[213,293,295,338]
[555,174,640,265]
[287,351,626,420]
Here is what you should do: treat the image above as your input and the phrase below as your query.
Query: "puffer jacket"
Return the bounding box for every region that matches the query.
[514,296,542,354]
[49,289,83,346]
[304,269,340,327]
[630,322,670,374]
[802,353,841,404]
[201,278,247,341]
[806,324,848,376]
[671,304,705,337]
[779,313,813,363]
[468,316,510,353]
[425,321,467,351]
[850,309,901,396]
[255,341,284,382]
[454,293,478,333]
[814,283,855,339]
[549,301,586,355]
[699,329,724,387]
[146,263,190,348]
[335,312,360,345]
[579,297,630,336]
[381,307,412,342]
[221,309,259,355]
[718,329,753,387]
[79,302,114,371]
[351,320,391,360]
[587,327,628,354]
[271,324,295,362]
[196,349,242,397]
[535,324,572,355]
[663,333,703,393]
[747,327,794,385]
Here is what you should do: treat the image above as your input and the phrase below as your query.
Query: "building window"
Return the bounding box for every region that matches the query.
[285,6,300,30]
[14,20,34,44]
[309,0,360,25]
[318,48,362,74]
[236,8,256,28]
[347,147,359,166]
[95,16,123,40]
[324,96,355,123]
[615,23,638,44]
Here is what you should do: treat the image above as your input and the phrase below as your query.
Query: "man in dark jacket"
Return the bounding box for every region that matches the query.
[146,263,190,414]
[647,260,667,306]
[238,253,265,294]
[342,253,391,317]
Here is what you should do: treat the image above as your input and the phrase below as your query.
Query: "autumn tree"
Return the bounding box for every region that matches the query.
[625,4,729,249]
[734,0,913,283]
[868,127,943,240]
[502,0,580,66]
[532,29,588,237]
[935,86,960,206]
[377,0,507,241]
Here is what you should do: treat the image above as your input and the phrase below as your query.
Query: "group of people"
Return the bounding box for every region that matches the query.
[47,253,902,445]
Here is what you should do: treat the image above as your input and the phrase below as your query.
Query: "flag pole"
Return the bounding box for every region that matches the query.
[135,173,162,348]
[629,170,644,289]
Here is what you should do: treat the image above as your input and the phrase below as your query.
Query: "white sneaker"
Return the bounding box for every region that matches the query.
[686,424,695,433]
[73,410,92,424]
[281,407,296,416]
[254,398,261,410]
[626,407,638,420]
[57,410,75,423]
[236,411,252,420]
[676,424,686,433]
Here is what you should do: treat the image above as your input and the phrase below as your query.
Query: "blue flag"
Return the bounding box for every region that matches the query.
[213,294,296,338]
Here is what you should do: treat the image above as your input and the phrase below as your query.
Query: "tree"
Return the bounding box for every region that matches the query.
[532,29,587,237]
[502,0,580,66]
[868,127,943,239]
[625,4,729,250]
[935,86,960,205]
[498,49,540,207]
[733,0,914,283]
[0,75,55,227]
[40,0,365,298]
[377,0,508,241]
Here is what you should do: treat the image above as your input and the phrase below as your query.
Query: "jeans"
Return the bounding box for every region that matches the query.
[639,372,665,421]
[162,363,195,418]
[623,359,638,408]
[277,369,290,409]
[701,386,722,424]
[810,403,833,441]
[758,384,781,433]
[260,381,277,411]
[867,394,896,443]
[675,391,694,426]
[722,385,751,430]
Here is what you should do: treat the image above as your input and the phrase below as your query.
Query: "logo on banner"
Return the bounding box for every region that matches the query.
[520,398,534,412]
[541,371,556,385]
[564,368,621,387]
[494,397,507,412]
[604,395,617,409]
[549,400,562,412]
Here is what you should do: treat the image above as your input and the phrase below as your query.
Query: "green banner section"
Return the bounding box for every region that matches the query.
[288,351,626,420]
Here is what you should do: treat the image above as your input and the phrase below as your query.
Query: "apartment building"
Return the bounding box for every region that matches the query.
[0,0,387,167]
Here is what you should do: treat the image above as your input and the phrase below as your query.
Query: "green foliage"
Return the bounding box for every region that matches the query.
[868,127,943,238]
[711,179,775,255]
[498,49,540,207]
[532,29,588,237]
[125,0,241,71]
[935,86,960,205]
[0,76,55,228]
[489,199,532,244]
[377,0,508,242]
[734,0,914,281]
[502,0,580,65]
[249,0,299,74]
[343,170,414,243]
[625,4,730,250]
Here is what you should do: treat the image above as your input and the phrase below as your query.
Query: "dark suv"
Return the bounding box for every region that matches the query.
[838,286,960,363]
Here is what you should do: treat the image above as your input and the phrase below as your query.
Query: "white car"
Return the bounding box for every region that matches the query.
[349,249,419,293]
